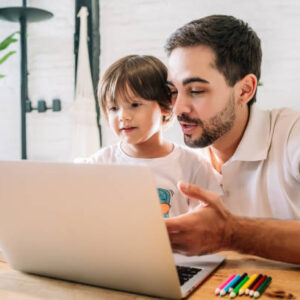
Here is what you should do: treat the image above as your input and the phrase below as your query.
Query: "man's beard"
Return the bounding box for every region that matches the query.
[177,94,236,148]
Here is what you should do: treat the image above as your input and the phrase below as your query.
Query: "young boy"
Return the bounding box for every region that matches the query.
[76,55,220,217]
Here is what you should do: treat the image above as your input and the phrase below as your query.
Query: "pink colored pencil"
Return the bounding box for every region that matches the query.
[215,274,236,295]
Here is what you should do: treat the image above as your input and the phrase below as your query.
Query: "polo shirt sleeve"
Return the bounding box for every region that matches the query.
[287,116,300,182]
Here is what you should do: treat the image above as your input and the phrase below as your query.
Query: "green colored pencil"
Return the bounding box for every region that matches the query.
[229,275,249,298]
[254,276,272,298]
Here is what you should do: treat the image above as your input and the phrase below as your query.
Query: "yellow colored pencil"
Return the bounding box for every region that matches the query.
[239,274,258,295]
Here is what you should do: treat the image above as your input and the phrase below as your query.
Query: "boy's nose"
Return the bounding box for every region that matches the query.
[119,108,132,121]
[172,93,191,116]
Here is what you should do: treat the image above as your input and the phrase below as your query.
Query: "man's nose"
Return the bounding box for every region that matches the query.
[173,93,191,116]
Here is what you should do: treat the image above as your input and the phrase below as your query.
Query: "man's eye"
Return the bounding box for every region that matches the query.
[191,90,204,95]
[169,90,178,96]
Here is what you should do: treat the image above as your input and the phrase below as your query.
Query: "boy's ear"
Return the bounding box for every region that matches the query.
[161,109,170,115]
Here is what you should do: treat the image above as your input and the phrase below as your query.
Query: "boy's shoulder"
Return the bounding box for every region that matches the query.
[172,144,220,188]
[173,144,210,166]
[74,144,120,164]
[174,143,205,158]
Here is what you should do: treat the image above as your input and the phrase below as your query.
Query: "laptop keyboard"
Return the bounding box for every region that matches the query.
[176,265,202,286]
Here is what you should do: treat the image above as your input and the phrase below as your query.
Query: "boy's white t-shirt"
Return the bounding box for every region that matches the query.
[76,143,221,217]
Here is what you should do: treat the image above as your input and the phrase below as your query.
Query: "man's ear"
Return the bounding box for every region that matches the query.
[236,74,257,105]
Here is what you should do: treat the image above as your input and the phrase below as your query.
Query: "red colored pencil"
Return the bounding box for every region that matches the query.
[249,275,267,297]
[245,274,262,295]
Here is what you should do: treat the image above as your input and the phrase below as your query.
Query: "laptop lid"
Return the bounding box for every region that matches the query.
[0,160,224,299]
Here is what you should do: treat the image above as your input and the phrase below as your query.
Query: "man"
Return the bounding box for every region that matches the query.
[165,15,300,264]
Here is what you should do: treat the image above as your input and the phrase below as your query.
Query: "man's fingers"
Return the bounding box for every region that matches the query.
[168,231,185,244]
[177,181,218,207]
[166,221,189,254]
[165,215,186,233]
[171,245,188,256]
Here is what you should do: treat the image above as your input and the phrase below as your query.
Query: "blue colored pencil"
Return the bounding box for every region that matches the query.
[220,274,241,296]
[229,272,247,292]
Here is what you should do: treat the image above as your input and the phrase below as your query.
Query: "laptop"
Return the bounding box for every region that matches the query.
[0,160,225,299]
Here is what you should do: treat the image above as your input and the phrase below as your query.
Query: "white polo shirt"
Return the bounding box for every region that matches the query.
[202,105,300,219]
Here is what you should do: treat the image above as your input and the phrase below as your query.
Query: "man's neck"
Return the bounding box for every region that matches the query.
[209,106,250,173]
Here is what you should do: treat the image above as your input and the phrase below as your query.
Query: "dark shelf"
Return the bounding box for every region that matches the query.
[0,7,53,23]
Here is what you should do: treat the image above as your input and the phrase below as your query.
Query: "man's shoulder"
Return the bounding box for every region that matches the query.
[250,106,300,140]
[269,107,300,138]
[270,107,300,125]
[266,108,300,167]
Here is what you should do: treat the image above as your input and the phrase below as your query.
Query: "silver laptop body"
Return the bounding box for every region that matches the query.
[0,160,224,299]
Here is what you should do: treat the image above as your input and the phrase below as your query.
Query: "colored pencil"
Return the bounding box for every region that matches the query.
[249,275,267,297]
[229,272,247,292]
[220,274,241,296]
[253,276,272,298]
[245,274,262,295]
[239,274,258,295]
[215,274,236,295]
[229,275,249,298]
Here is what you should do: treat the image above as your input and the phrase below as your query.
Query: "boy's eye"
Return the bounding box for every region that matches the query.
[109,106,118,112]
[131,102,141,108]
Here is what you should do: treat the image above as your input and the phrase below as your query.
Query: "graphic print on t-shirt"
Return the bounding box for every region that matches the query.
[157,188,174,218]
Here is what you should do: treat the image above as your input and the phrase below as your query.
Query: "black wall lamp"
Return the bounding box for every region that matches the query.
[0,0,54,159]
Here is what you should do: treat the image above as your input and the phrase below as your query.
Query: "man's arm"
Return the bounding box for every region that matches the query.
[166,181,300,264]
[230,216,300,263]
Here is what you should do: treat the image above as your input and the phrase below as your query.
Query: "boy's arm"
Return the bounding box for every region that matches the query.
[166,182,300,264]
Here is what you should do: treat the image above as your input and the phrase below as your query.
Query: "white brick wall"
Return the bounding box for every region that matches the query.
[100,0,300,146]
[0,0,74,161]
[0,1,21,159]
[1,0,300,160]
[27,0,75,161]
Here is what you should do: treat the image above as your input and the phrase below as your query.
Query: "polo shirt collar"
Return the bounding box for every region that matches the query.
[231,105,271,162]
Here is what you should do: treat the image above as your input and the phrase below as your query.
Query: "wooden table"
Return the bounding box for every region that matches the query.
[0,251,299,299]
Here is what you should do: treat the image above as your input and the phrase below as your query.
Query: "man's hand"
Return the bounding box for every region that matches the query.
[166,181,300,264]
[166,181,236,256]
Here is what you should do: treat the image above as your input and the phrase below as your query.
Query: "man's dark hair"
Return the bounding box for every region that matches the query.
[165,15,262,106]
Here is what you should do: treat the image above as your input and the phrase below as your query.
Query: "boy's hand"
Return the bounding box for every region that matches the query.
[165,181,235,256]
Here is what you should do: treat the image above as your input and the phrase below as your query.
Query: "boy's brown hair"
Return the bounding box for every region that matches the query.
[98,55,172,123]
